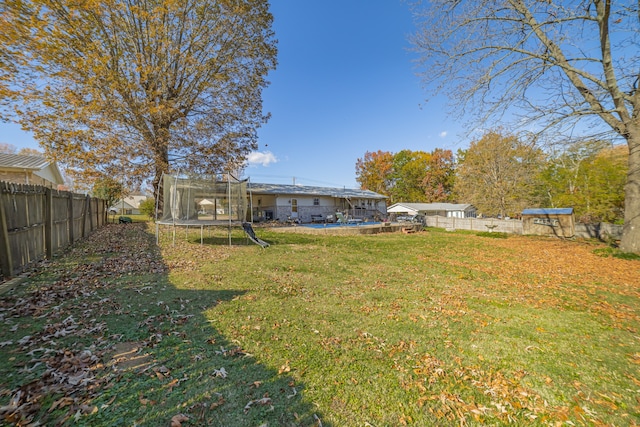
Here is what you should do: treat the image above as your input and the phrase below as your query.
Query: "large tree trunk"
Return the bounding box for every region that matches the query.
[620,130,640,254]
[152,160,168,214]
[151,129,170,215]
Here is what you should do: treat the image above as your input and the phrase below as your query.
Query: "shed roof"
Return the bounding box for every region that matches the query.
[249,183,387,199]
[522,208,574,215]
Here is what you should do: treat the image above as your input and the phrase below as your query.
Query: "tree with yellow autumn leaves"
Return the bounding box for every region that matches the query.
[1,0,277,202]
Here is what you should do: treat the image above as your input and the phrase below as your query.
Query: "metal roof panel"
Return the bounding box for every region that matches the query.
[249,182,387,199]
[522,208,574,215]
[0,153,49,170]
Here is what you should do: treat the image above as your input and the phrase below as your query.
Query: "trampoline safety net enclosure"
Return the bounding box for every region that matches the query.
[158,174,248,225]
[156,173,255,246]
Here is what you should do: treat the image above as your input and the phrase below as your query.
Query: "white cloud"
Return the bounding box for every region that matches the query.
[246,151,278,167]
[439,131,448,138]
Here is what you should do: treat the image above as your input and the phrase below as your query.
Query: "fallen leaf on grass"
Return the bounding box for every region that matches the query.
[48,396,75,412]
[152,365,170,379]
[279,360,291,374]
[139,395,156,406]
[213,367,228,378]
[244,397,272,413]
[626,374,640,387]
[78,404,98,415]
[210,394,225,409]
[166,378,180,392]
[170,413,189,427]
[100,394,117,409]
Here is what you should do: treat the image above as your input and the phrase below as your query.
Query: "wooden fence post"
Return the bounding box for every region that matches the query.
[0,184,14,277]
[88,197,94,233]
[45,188,53,259]
[68,191,74,245]
[81,195,88,238]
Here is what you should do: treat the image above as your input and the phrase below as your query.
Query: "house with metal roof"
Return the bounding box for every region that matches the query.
[387,202,477,218]
[248,183,388,223]
[0,153,64,188]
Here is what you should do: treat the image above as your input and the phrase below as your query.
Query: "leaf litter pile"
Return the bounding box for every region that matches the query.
[0,223,313,427]
[0,224,168,425]
[1,223,639,426]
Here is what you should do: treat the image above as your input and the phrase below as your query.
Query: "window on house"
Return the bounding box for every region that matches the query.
[313,198,319,206]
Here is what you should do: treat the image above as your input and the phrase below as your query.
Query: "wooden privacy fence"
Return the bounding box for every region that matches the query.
[0,181,107,279]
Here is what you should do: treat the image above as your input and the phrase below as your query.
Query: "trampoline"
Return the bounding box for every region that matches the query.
[155,173,251,246]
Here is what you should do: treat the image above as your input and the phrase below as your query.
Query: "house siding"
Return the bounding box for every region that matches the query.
[250,193,386,223]
[0,171,53,188]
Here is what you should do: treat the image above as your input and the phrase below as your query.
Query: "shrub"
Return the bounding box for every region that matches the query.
[138,198,156,218]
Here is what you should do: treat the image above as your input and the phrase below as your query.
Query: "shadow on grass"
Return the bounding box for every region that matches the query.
[186,230,324,247]
[0,223,326,427]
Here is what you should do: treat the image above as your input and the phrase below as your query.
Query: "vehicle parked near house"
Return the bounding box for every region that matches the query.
[396,214,426,224]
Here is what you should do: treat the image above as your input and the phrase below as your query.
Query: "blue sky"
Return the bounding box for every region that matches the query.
[248,0,459,188]
[1,0,461,189]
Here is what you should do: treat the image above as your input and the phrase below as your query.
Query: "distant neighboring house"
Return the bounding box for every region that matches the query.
[248,183,388,223]
[387,202,477,218]
[110,194,149,215]
[0,153,64,188]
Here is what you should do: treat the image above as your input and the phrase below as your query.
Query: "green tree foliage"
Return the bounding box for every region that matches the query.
[138,198,156,219]
[410,1,640,253]
[3,0,277,199]
[356,148,456,204]
[539,143,627,223]
[92,177,124,211]
[389,150,432,203]
[455,131,544,218]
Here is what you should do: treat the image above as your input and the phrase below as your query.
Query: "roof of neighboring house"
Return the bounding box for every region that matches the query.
[110,194,148,210]
[387,202,476,213]
[522,208,574,215]
[0,153,49,169]
[0,153,64,185]
[249,183,387,199]
[111,200,137,210]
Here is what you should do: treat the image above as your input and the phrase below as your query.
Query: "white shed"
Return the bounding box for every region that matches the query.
[387,202,477,218]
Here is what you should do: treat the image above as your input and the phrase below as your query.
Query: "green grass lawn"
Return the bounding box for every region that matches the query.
[1,223,639,426]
